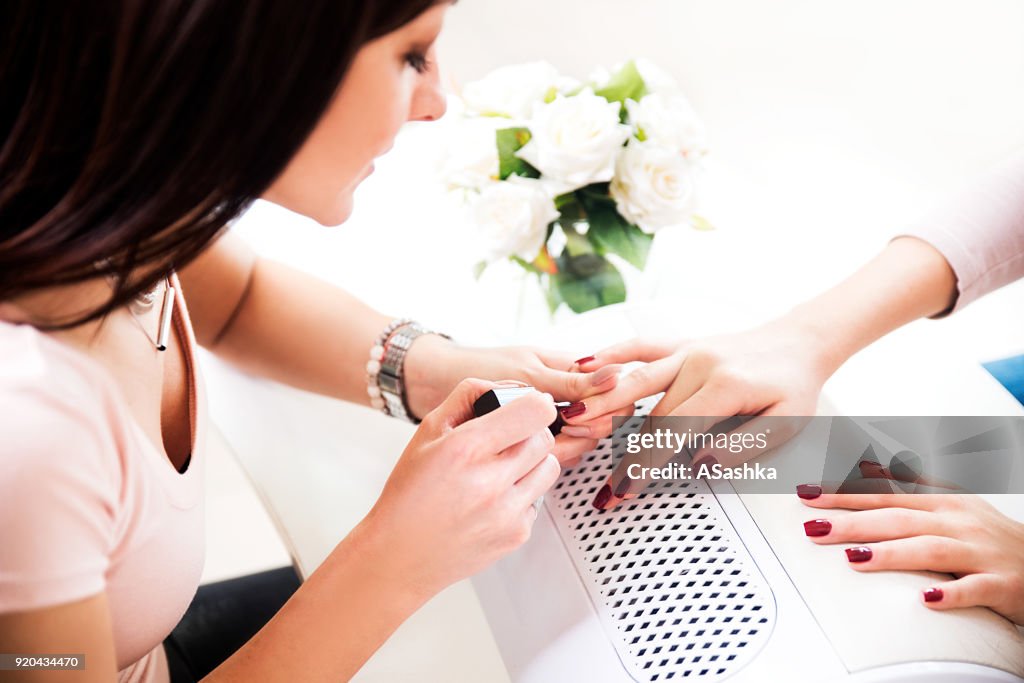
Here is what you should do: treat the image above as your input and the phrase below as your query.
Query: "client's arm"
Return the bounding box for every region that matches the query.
[572,149,1024,503]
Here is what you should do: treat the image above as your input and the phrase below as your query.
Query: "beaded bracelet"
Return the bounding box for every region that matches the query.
[366,319,451,423]
[366,318,412,412]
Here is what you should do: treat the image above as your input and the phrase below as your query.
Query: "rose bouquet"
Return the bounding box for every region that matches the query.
[445,59,710,314]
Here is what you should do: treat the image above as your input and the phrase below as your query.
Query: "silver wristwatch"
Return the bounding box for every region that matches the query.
[371,321,451,423]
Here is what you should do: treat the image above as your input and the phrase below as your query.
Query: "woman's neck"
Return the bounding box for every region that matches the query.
[0,277,115,344]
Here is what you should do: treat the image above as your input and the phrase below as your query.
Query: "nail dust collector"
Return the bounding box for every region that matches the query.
[472,401,1024,682]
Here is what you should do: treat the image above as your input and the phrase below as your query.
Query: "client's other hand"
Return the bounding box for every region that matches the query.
[798,488,1024,626]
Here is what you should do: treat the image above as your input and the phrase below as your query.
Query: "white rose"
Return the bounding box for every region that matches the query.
[625,93,707,159]
[633,58,682,96]
[589,58,681,97]
[441,116,507,191]
[610,141,694,234]
[473,178,559,262]
[462,61,562,119]
[515,89,630,192]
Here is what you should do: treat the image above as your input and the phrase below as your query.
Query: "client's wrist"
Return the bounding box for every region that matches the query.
[772,305,850,383]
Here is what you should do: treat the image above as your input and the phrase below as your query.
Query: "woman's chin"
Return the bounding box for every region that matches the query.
[260,186,356,227]
[309,196,355,227]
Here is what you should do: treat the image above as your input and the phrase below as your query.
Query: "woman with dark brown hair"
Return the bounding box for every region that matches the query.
[0,2,631,680]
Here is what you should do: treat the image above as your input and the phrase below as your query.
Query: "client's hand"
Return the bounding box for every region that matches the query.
[362,379,562,600]
[798,488,1024,626]
[564,321,834,509]
[404,336,633,465]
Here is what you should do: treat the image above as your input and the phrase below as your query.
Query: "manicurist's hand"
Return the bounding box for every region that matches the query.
[403,336,632,465]
[798,489,1024,625]
[360,378,563,598]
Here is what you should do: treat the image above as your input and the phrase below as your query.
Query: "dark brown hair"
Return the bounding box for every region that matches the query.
[0,0,439,327]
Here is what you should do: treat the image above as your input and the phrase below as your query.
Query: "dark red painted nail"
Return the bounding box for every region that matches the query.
[574,355,596,366]
[593,484,612,510]
[803,519,832,537]
[560,401,587,419]
[845,546,872,563]
[796,484,822,499]
[923,588,944,603]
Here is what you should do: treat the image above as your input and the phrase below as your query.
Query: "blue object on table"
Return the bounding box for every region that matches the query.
[983,353,1024,407]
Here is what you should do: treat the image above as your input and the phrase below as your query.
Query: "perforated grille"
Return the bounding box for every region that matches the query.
[547,402,776,681]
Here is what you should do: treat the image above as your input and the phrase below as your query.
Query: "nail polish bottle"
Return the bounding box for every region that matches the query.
[473,386,566,435]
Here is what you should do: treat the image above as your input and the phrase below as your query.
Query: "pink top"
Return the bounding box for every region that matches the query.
[900,150,1024,316]
[0,276,206,683]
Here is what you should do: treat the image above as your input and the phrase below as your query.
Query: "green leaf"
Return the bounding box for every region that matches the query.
[577,182,617,206]
[564,253,606,277]
[510,255,541,274]
[554,192,577,210]
[473,261,489,280]
[594,60,648,106]
[579,193,653,270]
[496,128,541,180]
[552,255,627,313]
[562,223,595,258]
[543,86,559,104]
[555,198,584,224]
[690,214,716,232]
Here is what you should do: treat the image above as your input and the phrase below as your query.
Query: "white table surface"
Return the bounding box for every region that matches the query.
[202,1,1024,678]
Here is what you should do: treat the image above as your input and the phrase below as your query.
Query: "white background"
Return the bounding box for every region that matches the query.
[233,0,1024,358]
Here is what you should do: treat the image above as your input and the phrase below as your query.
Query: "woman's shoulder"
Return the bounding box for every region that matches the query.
[0,320,125,464]
[0,322,133,612]
[1,318,112,391]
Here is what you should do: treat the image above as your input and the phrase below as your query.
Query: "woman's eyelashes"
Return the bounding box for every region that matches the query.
[404,50,431,74]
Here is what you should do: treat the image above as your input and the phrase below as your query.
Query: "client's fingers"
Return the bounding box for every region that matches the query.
[559,402,637,440]
[553,434,599,467]
[842,535,978,574]
[574,337,683,370]
[592,415,680,511]
[690,413,809,470]
[802,507,956,544]
[595,370,740,511]
[796,487,948,512]
[567,356,680,424]
[920,573,1003,612]
[538,362,624,402]
[857,460,964,492]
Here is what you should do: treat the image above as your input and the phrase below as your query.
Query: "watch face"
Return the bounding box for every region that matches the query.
[378,373,402,394]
